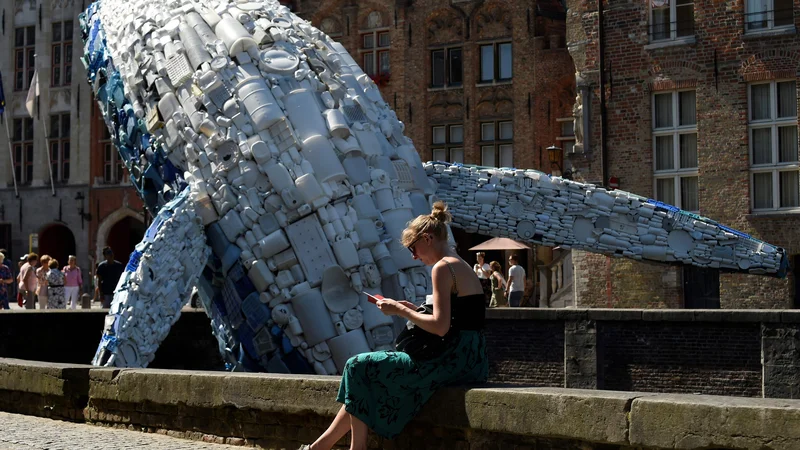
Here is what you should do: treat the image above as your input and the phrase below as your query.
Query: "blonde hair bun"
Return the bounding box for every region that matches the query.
[430,201,452,224]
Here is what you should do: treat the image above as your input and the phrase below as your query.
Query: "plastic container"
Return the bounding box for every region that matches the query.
[178,22,212,69]
[284,89,328,142]
[301,135,347,184]
[259,229,291,259]
[324,109,351,139]
[290,288,337,347]
[295,173,326,204]
[214,16,258,55]
[236,65,283,132]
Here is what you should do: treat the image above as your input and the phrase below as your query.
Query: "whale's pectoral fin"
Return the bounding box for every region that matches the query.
[430,163,788,278]
[92,187,211,368]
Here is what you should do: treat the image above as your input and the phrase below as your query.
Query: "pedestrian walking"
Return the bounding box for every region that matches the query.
[473,252,492,305]
[94,247,124,309]
[0,252,13,310]
[46,259,66,309]
[505,254,526,307]
[36,255,51,310]
[488,261,506,308]
[63,255,83,310]
[18,253,39,309]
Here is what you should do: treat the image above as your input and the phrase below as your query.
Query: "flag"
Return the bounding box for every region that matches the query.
[0,71,5,116]
[25,68,39,118]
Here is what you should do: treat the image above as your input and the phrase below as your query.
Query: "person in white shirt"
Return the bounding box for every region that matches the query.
[505,254,526,307]
[473,252,491,305]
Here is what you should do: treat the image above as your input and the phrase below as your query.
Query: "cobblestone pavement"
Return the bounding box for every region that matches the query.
[0,412,246,449]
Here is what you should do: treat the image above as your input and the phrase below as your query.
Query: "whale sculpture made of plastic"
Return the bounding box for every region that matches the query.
[80,0,789,373]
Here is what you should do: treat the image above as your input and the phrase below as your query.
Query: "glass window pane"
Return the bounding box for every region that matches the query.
[105,145,112,162]
[27,26,35,45]
[655,135,675,170]
[379,51,390,74]
[780,170,799,207]
[24,119,33,140]
[753,172,774,209]
[481,122,495,141]
[450,125,464,143]
[679,91,696,126]
[563,141,575,154]
[65,43,73,64]
[778,81,796,119]
[654,93,673,128]
[65,20,73,39]
[750,84,771,120]
[362,34,374,49]
[681,176,699,211]
[779,126,798,163]
[449,48,463,85]
[752,128,772,164]
[63,141,70,160]
[676,3,694,37]
[378,32,390,47]
[480,45,494,82]
[656,178,676,205]
[746,0,768,30]
[431,50,445,87]
[481,146,496,167]
[561,121,574,136]
[499,144,513,167]
[53,67,61,87]
[498,43,512,80]
[52,23,62,42]
[652,7,671,40]
[13,120,22,141]
[432,126,446,144]
[363,53,375,76]
[26,145,33,162]
[432,148,446,162]
[62,115,70,137]
[50,116,60,138]
[104,165,111,182]
[680,133,698,168]
[499,122,513,140]
[775,0,793,26]
[450,148,464,164]
[63,163,70,180]
[15,28,24,47]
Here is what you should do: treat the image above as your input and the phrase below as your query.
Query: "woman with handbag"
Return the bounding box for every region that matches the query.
[303,201,488,450]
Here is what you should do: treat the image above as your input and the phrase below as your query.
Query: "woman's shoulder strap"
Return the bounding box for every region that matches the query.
[442,259,458,294]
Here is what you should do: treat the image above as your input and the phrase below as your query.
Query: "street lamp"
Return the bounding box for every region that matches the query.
[546,145,562,163]
[75,192,93,222]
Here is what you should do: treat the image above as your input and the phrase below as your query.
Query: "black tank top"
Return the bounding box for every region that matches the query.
[442,260,486,331]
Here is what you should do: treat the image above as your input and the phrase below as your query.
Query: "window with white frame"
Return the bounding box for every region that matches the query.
[12,118,34,185]
[556,118,576,154]
[650,0,694,41]
[749,80,799,211]
[745,0,793,32]
[653,90,699,211]
[50,113,70,182]
[51,21,73,87]
[479,42,512,83]
[480,121,513,167]
[431,125,464,163]
[431,47,463,88]
[360,30,390,77]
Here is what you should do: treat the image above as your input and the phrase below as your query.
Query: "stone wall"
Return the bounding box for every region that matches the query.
[5,309,800,399]
[2,357,800,450]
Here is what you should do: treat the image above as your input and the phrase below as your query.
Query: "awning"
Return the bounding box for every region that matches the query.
[468,237,532,251]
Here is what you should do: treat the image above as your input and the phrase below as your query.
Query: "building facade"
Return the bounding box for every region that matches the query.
[0,0,94,287]
[565,0,800,307]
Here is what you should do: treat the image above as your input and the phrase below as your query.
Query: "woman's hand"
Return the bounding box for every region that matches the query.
[375,298,413,317]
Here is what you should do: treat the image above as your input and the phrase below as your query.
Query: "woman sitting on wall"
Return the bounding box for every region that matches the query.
[302,201,488,450]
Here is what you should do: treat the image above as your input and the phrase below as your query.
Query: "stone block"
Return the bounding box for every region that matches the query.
[630,394,800,449]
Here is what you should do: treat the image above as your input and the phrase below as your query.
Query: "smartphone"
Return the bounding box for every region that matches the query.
[363,292,384,304]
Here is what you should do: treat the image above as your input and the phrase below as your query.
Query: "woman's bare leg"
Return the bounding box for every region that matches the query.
[349,414,369,450]
[310,405,351,450]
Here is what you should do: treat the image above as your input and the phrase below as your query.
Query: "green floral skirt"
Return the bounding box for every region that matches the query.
[336,330,488,438]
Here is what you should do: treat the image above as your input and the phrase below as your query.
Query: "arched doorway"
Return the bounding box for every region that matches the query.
[38,223,76,269]
[106,216,146,263]
[96,208,146,264]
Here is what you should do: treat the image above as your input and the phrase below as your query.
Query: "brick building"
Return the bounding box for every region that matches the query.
[0,0,93,288]
[291,0,576,297]
[565,0,800,307]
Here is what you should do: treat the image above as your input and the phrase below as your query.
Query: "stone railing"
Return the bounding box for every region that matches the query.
[0,358,799,449]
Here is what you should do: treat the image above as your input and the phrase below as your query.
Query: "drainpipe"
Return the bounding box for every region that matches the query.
[598,0,608,188]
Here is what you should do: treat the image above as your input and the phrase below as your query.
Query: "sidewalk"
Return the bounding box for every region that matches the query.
[0,412,247,449]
